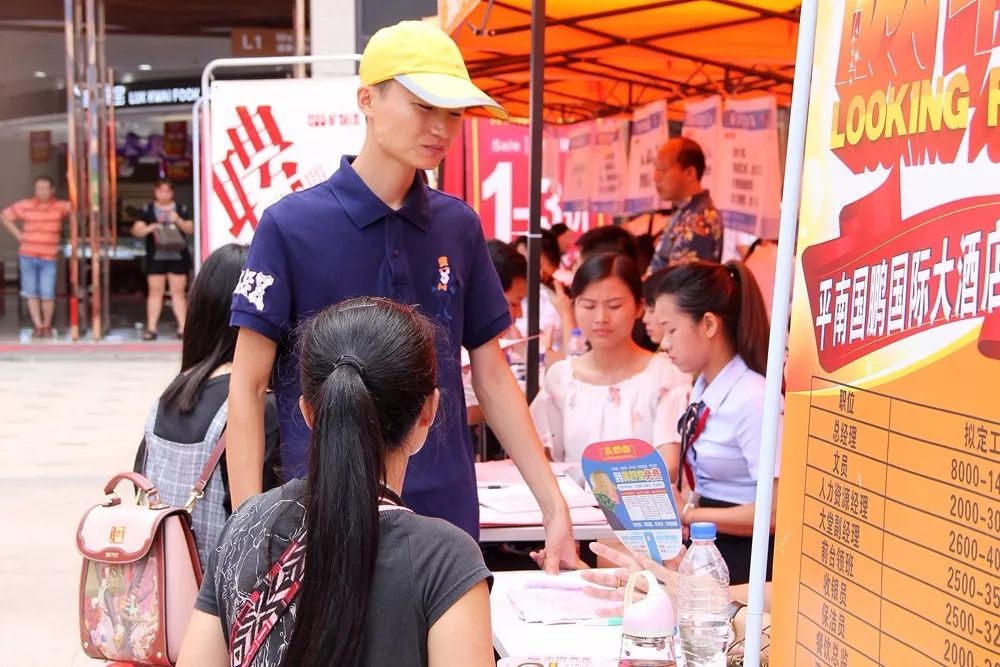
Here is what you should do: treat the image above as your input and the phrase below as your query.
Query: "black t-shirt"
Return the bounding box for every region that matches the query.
[135,374,282,511]
[195,478,492,666]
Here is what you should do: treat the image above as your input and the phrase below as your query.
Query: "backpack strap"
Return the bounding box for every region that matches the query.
[185,429,227,511]
[227,502,405,666]
[185,401,229,512]
[229,533,307,667]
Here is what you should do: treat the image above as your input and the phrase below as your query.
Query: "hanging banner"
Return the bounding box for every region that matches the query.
[466,118,528,242]
[464,118,589,241]
[771,2,1000,667]
[562,121,595,213]
[717,96,782,238]
[29,131,51,163]
[163,121,188,159]
[624,100,668,214]
[681,95,722,197]
[206,77,365,251]
[590,117,629,215]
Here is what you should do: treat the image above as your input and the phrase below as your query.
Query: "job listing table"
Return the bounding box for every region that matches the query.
[795,377,1000,667]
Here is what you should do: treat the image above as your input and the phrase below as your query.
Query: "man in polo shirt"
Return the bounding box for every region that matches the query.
[1,176,71,338]
[227,21,579,572]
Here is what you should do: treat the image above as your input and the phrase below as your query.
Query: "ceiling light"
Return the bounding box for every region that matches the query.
[34,71,47,78]
[138,64,152,71]
[121,72,135,84]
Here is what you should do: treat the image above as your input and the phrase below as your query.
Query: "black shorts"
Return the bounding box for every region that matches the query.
[146,253,192,276]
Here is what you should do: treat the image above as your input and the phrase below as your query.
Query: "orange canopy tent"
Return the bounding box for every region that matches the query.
[437,0,801,123]
[433,1,804,398]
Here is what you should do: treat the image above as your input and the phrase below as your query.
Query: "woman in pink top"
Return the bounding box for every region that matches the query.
[530,254,691,477]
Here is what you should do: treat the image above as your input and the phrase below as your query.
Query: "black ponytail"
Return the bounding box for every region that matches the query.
[728,261,770,376]
[655,260,770,375]
[282,297,438,666]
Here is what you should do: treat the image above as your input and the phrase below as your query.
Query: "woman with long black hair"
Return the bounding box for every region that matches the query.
[177,297,494,667]
[135,243,280,567]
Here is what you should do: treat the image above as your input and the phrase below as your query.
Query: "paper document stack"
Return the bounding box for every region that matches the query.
[498,659,617,667]
[476,460,607,527]
[506,572,620,624]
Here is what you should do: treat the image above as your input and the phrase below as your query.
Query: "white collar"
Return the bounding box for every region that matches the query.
[691,355,750,412]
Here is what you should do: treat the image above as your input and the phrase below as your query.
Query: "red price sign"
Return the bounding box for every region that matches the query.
[464,119,593,240]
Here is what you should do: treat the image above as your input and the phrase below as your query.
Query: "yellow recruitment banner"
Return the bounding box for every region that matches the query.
[771,1,1000,666]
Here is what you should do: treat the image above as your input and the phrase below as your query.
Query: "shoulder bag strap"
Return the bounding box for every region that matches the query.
[185,428,228,511]
[227,498,410,666]
[229,532,307,667]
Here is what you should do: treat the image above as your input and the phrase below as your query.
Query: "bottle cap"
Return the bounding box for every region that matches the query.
[621,570,675,639]
[571,328,582,336]
[690,522,717,540]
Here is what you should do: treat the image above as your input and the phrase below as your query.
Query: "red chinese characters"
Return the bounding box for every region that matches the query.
[212,106,303,237]
[802,170,1000,371]
[830,0,1000,172]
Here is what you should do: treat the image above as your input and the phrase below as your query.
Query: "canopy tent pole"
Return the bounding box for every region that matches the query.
[524,0,545,402]
[191,96,205,271]
[742,0,818,664]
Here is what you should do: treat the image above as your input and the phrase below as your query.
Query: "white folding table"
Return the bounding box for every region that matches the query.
[490,570,622,660]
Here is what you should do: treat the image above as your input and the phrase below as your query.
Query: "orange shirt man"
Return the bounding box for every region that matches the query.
[1,176,71,338]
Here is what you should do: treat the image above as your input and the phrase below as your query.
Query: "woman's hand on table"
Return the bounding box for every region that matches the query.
[579,542,686,616]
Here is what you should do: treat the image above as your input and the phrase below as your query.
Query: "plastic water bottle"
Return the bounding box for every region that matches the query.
[677,522,732,667]
[568,328,587,357]
[619,570,676,666]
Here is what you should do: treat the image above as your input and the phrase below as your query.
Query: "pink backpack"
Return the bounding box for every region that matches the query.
[76,450,221,664]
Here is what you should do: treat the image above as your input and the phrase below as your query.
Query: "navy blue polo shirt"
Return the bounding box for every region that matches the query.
[231,156,510,538]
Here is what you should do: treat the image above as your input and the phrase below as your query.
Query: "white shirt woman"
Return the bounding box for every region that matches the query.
[654,259,779,584]
[533,353,689,464]
[530,253,690,468]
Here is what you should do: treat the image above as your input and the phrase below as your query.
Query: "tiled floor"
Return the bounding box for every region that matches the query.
[0,292,183,344]
[0,357,179,665]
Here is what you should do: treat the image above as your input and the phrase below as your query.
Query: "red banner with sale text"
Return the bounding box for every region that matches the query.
[463,118,597,241]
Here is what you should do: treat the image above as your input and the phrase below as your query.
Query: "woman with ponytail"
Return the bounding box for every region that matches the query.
[177,297,494,667]
[653,260,780,584]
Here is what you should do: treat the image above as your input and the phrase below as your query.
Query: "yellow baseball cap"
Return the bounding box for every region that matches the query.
[360,20,508,120]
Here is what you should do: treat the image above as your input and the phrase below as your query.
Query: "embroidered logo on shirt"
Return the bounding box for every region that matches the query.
[432,255,458,321]
[234,269,275,312]
[436,256,452,291]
